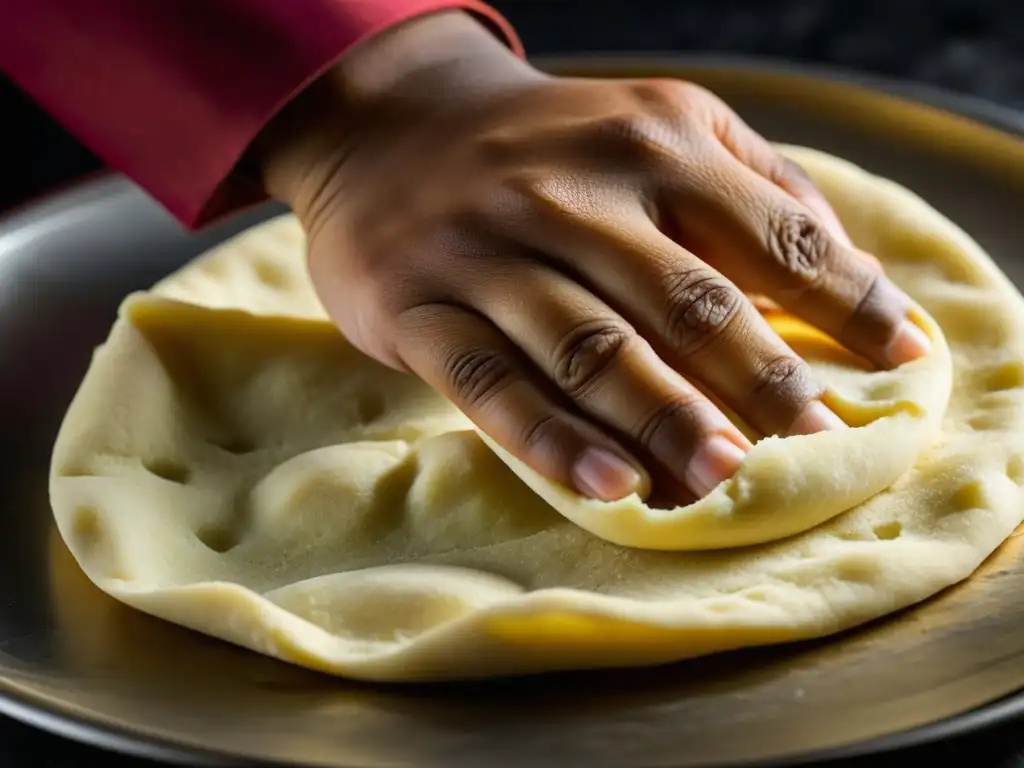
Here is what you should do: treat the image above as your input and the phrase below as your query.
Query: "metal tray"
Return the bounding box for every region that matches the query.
[1,56,1023,768]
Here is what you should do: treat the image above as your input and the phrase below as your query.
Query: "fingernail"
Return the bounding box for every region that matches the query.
[788,400,846,436]
[804,198,853,248]
[885,319,932,366]
[685,434,747,498]
[573,447,643,501]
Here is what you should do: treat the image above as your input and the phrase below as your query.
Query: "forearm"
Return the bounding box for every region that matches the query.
[0,0,521,229]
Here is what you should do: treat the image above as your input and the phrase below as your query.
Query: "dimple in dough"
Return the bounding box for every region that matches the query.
[49,147,1024,682]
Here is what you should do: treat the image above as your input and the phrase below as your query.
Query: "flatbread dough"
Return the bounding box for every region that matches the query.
[49,147,1024,681]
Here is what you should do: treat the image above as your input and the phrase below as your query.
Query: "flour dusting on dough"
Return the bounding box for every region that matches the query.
[49,147,1024,681]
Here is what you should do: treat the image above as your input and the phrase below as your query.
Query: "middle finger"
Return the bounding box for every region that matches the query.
[525,205,846,440]
[464,263,753,500]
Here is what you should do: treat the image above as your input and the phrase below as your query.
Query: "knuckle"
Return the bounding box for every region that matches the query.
[749,150,791,185]
[502,172,576,217]
[334,272,414,364]
[601,111,647,138]
[630,79,697,110]
[475,131,518,169]
[767,209,834,285]
[843,273,903,345]
[780,157,813,186]
[599,112,657,148]
[594,112,677,170]
[633,395,707,450]
[518,413,563,455]
[676,80,719,106]
[648,79,714,109]
[553,320,633,398]
[663,269,745,355]
[672,81,734,133]
[751,355,816,404]
[614,80,719,154]
[348,298,401,362]
[444,346,514,408]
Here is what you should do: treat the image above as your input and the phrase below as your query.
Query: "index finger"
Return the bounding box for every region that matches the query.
[667,142,930,369]
[712,106,884,274]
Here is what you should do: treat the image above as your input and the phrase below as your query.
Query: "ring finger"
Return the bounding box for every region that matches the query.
[466,263,753,501]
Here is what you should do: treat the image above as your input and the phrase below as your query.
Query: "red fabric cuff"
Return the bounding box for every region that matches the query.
[0,0,523,229]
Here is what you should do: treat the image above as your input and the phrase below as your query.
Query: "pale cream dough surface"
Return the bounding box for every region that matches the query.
[49,147,1024,681]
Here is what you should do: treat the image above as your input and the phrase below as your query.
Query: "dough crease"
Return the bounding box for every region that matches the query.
[50,147,1024,681]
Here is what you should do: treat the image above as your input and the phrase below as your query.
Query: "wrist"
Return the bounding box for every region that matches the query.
[252,9,537,215]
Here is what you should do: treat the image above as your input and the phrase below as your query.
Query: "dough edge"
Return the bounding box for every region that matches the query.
[47,145,1024,681]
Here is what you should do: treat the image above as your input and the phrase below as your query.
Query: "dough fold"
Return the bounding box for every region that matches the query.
[50,147,1024,681]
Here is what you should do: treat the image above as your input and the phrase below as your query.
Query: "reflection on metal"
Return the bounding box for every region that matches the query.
[0,57,1021,767]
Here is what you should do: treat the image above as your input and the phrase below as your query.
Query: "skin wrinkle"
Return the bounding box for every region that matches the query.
[552,320,634,401]
[633,395,712,460]
[750,354,819,411]
[661,271,746,359]
[767,210,829,282]
[838,272,895,352]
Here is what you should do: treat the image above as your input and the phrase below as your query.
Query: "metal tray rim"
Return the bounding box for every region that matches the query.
[2,53,1023,767]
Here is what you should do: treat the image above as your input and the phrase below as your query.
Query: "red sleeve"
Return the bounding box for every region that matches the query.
[0,1,522,229]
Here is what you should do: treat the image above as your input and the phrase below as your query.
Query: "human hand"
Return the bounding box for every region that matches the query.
[254,11,930,506]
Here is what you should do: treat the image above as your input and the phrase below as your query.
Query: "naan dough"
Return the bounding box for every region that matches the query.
[50,147,1024,681]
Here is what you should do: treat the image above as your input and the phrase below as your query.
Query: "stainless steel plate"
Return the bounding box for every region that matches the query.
[1,57,1023,768]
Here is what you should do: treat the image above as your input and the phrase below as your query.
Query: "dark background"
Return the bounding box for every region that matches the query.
[1,0,1024,765]
[2,0,1023,214]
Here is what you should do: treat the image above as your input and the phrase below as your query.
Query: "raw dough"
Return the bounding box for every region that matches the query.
[49,147,1024,681]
